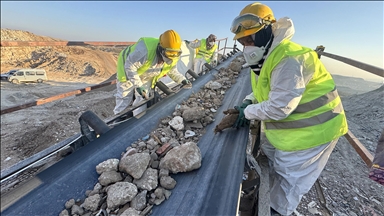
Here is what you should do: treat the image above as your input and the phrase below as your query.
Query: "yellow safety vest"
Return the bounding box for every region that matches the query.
[116,37,178,88]
[250,39,348,151]
[196,38,218,63]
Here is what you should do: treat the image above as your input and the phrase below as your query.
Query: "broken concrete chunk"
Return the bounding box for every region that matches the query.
[133,168,158,191]
[96,158,120,175]
[106,182,138,209]
[164,189,172,200]
[131,190,147,211]
[154,195,166,205]
[159,142,202,174]
[182,107,205,122]
[168,116,184,131]
[59,209,69,216]
[229,61,242,72]
[82,194,100,211]
[159,169,169,178]
[154,187,164,199]
[160,176,177,190]
[119,153,150,179]
[98,170,123,186]
[206,81,222,90]
[65,199,75,209]
[71,205,84,215]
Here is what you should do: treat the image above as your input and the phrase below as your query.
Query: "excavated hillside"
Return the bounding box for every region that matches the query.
[1,28,122,83]
[1,29,124,171]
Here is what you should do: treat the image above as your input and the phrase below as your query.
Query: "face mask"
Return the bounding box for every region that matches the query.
[209,41,214,46]
[243,46,265,65]
[161,52,173,65]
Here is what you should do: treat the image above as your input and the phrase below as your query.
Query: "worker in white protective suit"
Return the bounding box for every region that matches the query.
[229,2,348,215]
[187,34,218,75]
[113,29,192,115]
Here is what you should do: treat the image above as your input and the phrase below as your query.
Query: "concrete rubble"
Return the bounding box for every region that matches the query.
[59,55,246,216]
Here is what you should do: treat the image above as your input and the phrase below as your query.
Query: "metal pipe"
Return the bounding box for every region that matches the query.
[79,110,110,136]
[186,69,199,79]
[321,51,384,78]
[155,81,174,95]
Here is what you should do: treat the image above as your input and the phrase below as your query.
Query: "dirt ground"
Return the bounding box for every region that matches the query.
[0,78,117,171]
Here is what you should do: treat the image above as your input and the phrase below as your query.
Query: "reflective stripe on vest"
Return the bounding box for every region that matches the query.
[251,39,348,151]
[265,101,343,130]
[196,39,217,63]
[116,37,178,88]
[293,87,338,113]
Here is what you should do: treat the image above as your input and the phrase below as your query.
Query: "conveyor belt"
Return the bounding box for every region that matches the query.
[1,54,252,215]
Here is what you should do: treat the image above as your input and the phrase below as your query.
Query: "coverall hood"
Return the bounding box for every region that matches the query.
[268,17,295,56]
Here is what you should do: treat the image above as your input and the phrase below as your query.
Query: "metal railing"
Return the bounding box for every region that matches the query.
[314,45,384,169]
[0,38,239,115]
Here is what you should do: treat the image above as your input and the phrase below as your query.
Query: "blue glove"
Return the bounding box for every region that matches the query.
[136,86,146,96]
[233,100,252,128]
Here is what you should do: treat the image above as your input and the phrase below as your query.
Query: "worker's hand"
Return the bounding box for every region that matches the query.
[233,100,252,128]
[240,99,252,108]
[181,79,192,89]
[136,86,147,97]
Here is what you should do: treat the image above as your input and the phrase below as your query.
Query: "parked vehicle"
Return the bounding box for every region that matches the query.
[1,69,19,80]
[8,68,48,84]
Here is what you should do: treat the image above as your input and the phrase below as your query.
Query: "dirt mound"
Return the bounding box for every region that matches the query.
[1,28,123,83]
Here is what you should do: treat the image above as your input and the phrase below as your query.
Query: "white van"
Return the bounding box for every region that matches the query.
[8,68,48,84]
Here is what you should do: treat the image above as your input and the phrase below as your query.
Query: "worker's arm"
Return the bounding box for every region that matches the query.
[167,65,187,84]
[187,40,201,49]
[124,40,148,87]
[244,92,257,104]
[244,54,315,121]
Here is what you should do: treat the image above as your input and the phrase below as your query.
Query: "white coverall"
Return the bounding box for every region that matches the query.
[187,40,218,74]
[114,40,186,115]
[243,17,339,215]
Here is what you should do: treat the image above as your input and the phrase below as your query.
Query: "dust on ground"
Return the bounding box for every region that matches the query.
[0,79,117,171]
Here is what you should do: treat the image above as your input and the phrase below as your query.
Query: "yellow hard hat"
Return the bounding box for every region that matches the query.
[230,2,276,40]
[159,30,182,59]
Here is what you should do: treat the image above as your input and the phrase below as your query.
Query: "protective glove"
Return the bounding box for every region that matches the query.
[233,99,252,128]
[240,99,252,108]
[181,79,192,89]
[136,86,146,97]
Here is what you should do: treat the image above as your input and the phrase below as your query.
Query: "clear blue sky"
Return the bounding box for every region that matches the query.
[1,1,383,82]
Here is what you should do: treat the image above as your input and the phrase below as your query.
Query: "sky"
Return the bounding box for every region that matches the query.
[1,1,383,82]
